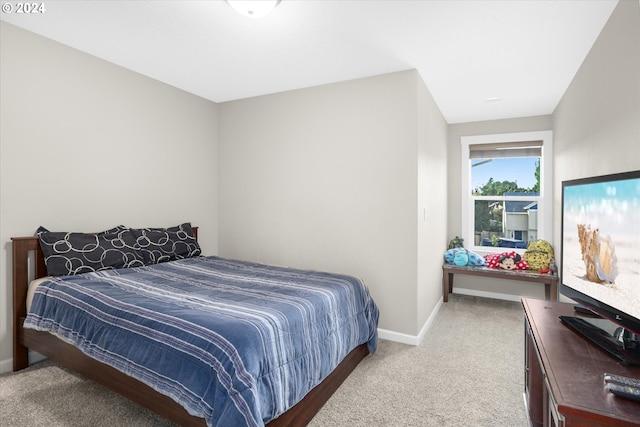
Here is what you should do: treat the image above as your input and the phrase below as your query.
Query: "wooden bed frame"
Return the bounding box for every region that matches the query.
[12,230,369,427]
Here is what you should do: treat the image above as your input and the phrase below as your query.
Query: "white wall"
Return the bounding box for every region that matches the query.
[417,74,449,334]
[0,22,219,371]
[552,0,640,264]
[218,70,448,336]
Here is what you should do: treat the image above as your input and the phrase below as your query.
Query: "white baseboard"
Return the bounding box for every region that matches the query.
[377,328,419,345]
[0,357,12,374]
[0,351,47,374]
[377,297,443,346]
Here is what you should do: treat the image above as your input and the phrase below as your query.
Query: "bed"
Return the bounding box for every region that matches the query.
[11,224,379,427]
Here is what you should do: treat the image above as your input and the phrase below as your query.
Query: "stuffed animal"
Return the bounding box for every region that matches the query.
[523,240,555,271]
[499,253,520,270]
[453,249,469,266]
[444,248,486,267]
[485,251,530,270]
[448,236,464,250]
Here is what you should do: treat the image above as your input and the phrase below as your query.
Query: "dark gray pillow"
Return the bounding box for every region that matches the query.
[130,222,201,265]
[37,225,145,276]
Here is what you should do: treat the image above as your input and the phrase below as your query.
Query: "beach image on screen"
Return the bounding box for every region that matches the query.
[562,177,640,319]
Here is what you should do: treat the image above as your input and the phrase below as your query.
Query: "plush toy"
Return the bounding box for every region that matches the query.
[485,251,530,270]
[444,248,486,267]
[448,236,464,250]
[498,254,520,270]
[453,249,469,266]
[523,240,555,271]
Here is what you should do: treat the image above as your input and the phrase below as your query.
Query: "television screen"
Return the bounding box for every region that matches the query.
[561,170,640,337]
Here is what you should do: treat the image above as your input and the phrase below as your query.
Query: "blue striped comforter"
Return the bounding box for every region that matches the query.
[24,256,379,427]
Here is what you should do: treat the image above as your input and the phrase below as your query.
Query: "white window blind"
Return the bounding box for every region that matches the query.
[469,140,543,159]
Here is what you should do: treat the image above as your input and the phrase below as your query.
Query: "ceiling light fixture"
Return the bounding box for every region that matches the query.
[484,97,502,103]
[226,0,281,18]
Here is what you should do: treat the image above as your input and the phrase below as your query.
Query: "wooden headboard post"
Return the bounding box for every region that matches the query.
[11,236,46,371]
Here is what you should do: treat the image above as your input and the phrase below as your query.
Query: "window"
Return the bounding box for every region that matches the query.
[461,131,552,254]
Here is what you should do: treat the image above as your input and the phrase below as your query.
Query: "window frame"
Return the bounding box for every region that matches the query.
[460,130,553,256]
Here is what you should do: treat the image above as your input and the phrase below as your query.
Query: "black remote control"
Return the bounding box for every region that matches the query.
[607,382,640,403]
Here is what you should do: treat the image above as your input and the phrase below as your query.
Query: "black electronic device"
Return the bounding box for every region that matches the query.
[573,304,599,316]
[559,316,640,366]
[560,170,640,365]
[606,382,640,403]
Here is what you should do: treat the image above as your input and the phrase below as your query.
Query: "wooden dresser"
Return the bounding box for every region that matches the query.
[522,298,640,426]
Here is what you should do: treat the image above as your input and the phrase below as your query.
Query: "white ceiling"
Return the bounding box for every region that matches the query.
[1,0,618,123]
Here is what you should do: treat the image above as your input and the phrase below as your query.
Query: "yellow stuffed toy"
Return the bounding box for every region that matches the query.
[523,240,554,271]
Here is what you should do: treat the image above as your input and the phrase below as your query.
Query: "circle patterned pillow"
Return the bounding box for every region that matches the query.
[130,223,201,265]
[37,225,144,276]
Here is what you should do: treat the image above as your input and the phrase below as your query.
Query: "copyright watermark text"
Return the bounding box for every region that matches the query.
[2,3,46,14]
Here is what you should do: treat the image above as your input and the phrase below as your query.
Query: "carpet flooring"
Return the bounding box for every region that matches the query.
[0,294,528,426]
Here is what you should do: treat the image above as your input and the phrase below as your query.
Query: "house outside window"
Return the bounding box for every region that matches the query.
[461,131,553,255]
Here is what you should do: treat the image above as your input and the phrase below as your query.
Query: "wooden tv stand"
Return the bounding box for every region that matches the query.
[522,298,640,426]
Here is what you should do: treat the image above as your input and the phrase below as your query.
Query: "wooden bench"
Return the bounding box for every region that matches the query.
[442,263,559,302]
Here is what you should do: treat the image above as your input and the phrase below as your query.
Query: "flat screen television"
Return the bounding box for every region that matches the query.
[560,170,640,366]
